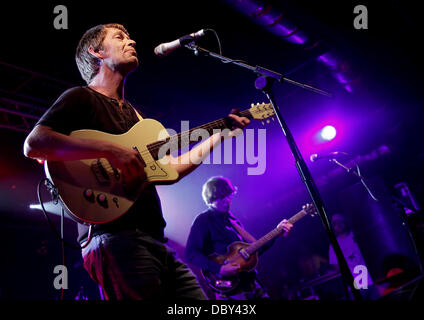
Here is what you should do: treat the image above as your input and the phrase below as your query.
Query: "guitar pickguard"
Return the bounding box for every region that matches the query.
[144,160,170,179]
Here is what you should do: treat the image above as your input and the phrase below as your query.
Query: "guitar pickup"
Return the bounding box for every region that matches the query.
[91,159,111,185]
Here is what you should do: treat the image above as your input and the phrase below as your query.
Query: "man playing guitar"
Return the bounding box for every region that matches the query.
[185,176,294,299]
[23,23,250,299]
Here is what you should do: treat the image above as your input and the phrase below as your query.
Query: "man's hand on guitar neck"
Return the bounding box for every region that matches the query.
[224,108,251,138]
[166,109,251,180]
[219,263,240,276]
[277,219,293,238]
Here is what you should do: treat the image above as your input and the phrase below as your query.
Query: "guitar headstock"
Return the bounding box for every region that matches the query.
[302,203,317,217]
[249,102,275,123]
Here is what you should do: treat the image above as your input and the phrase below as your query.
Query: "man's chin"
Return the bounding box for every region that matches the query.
[130,57,139,68]
[124,59,139,74]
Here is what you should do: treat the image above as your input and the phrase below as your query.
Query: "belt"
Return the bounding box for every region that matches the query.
[79,225,168,247]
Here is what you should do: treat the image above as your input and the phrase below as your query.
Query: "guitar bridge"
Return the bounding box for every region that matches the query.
[215,280,233,288]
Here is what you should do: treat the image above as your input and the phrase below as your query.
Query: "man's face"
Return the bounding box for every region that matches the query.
[333,219,346,234]
[212,193,234,212]
[99,27,138,74]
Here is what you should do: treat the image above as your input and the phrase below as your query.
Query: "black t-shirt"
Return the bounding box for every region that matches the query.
[36,86,166,243]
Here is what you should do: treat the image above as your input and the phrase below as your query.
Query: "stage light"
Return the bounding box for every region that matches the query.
[29,201,70,218]
[320,125,337,141]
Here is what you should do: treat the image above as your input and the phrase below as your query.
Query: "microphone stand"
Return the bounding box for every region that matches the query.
[185,43,362,301]
[332,157,424,273]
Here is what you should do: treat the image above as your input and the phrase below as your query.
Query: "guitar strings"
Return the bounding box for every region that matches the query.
[99,117,232,173]
[145,109,252,157]
[102,106,270,173]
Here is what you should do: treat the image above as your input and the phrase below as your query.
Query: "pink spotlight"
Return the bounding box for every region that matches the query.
[320,125,337,141]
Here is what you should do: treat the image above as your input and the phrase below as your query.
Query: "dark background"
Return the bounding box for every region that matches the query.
[0,0,423,300]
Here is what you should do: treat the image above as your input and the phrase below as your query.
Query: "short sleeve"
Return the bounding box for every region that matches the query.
[36,87,93,135]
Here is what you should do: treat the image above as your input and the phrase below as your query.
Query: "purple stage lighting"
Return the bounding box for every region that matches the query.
[320,125,337,141]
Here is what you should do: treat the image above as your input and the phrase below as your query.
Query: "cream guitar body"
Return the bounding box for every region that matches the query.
[45,119,178,224]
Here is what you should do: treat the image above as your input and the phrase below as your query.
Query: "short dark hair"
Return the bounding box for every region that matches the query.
[202,176,237,205]
[75,23,129,84]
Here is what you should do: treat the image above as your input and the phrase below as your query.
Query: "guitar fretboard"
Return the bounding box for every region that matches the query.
[288,209,309,225]
[245,209,308,256]
[146,109,253,160]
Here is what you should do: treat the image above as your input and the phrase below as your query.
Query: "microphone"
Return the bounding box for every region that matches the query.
[154,29,206,57]
[310,151,347,162]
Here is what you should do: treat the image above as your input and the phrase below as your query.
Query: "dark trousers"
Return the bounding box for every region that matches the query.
[81,229,206,300]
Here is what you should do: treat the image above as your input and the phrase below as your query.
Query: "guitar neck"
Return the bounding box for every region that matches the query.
[147,109,253,159]
[245,209,309,256]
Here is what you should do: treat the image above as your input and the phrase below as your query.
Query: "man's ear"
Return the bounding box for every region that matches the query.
[88,46,104,60]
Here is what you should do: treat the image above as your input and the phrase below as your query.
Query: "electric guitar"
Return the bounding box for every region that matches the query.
[201,203,316,294]
[44,103,274,224]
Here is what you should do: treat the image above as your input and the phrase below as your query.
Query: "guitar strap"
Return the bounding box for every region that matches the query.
[229,218,257,244]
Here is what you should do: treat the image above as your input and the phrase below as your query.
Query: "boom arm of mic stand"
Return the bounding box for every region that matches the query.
[185,43,361,300]
[185,44,332,97]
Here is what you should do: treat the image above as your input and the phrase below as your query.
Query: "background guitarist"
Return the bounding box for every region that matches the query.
[23,23,250,299]
[185,176,293,299]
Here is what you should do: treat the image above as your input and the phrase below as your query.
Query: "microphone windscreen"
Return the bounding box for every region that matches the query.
[154,44,164,56]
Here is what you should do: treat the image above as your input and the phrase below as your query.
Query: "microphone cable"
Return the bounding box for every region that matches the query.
[36,178,94,300]
[205,28,222,55]
[37,178,93,250]
[354,162,379,202]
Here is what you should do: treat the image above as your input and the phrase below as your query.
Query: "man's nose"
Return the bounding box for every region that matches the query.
[128,39,136,48]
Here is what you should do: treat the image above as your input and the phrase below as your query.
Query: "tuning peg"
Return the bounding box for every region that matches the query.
[266,119,270,123]
[251,103,254,107]
[261,121,264,125]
